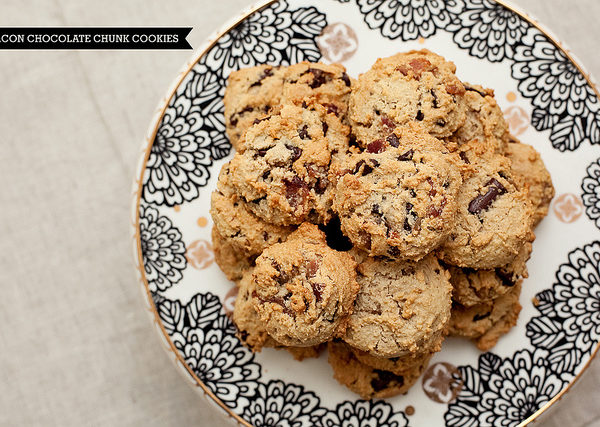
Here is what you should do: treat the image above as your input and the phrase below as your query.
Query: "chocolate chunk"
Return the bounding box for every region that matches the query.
[416,110,424,121]
[284,176,309,208]
[496,269,516,287]
[349,134,359,149]
[325,103,339,116]
[406,202,414,212]
[230,117,238,126]
[427,178,437,197]
[468,178,507,214]
[318,216,353,251]
[298,125,310,140]
[398,149,414,161]
[367,139,386,154]
[436,119,446,127]
[372,204,383,217]
[257,149,268,157]
[342,72,351,87]
[311,283,324,303]
[388,246,401,257]
[403,217,412,232]
[464,84,489,97]
[262,170,270,180]
[315,177,329,194]
[473,312,491,322]
[353,160,366,175]
[240,106,254,114]
[459,152,470,164]
[387,134,399,147]
[308,68,332,88]
[371,370,404,392]
[262,231,269,241]
[322,122,329,136]
[430,89,439,108]
[286,144,303,162]
[253,116,270,125]
[249,67,273,87]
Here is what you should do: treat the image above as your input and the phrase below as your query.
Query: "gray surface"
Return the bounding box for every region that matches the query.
[0,0,598,425]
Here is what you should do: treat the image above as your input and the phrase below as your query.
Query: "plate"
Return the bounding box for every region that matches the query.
[131,1,600,425]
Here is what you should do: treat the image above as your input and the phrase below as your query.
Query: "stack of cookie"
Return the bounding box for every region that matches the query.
[210,50,554,399]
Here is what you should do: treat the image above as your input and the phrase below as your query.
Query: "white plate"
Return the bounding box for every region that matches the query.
[131,1,600,425]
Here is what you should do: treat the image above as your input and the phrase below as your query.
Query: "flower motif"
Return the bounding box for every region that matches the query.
[242,380,326,427]
[553,193,584,223]
[582,158,600,228]
[319,400,408,427]
[139,205,186,293]
[204,2,291,78]
[203,1,327,78]
[512,30,600,151]
[317,23,359,63]
[186,239,214,270]
[223,286,239,319]
[445,350,567,426]
[526,241,600,377]
[451,0,531,62]
[142,94,215,206]
[504,105,530,136]
[177,328,260,411]
[356,0,464,41]
[422,362,463,404]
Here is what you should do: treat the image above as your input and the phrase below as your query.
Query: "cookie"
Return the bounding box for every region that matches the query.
[210,164,294,256]
[224,65,286,151]
[438,141,535,269]
[212,227,253,282]
[229,102,350,225]
[282,343,326,361]
[350,346,435,377]
[343,254,452,357]
[449,280,522,351]
[505,137,555,226]
[233,269,280,351]
[224,62,353,151]
[334,123,462,260]
[446,83,509,153]
[349,49,466,146]
[252,223,359,347]
[446,241,532,307]
[328,341,430,399]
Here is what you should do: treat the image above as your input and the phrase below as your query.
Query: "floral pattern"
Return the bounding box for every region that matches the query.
[511,30,600,151]
[156,292,261,413]
[526,242,600,378]
[242,380,326,427]
[582,159,600,228]
[451,0,531,62]
[139,205,186,293]
[445,350,567,426]
[319,400,408,427]
[356,0,464,41]
[137,0,600,425]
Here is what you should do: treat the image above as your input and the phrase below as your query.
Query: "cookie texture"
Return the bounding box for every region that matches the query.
[344,255,452,357]
[446,83,509,153]
[328,341,430,399]
[229,103,350,225]
[334,123,462,260]
[210,165,294,256]
[447,241,531,307]
[438,141,535,269]
[449,280,522,351]
[252,223,359,347]
[505,137,555,226]
[232,269,280,351]
[349,49,466,146]
[224,62,352,151]
[212,227,253,282]
[350,346,434,377]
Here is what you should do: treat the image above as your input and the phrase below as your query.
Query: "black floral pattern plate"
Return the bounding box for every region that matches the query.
[132,1,600,425]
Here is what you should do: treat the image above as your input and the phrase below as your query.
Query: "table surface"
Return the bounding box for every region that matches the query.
[1,1,599,426]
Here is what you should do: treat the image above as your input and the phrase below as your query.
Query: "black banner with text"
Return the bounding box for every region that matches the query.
[0,27,192,50]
